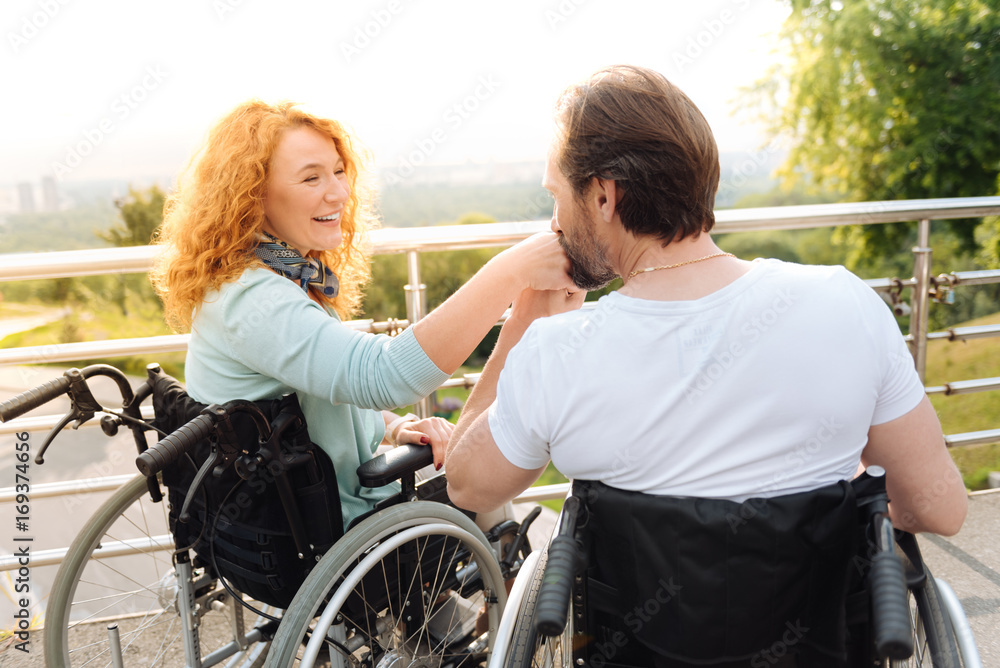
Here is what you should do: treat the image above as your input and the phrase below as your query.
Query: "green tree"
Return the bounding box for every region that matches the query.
[95,185,166,315]
[749,0,1000,267]
[99,185,166,247]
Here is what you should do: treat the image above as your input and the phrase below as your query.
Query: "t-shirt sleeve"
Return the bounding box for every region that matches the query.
[852,275,927,425]
[487,324,552,470]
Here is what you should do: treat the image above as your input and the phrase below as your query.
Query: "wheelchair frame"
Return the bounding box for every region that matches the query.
[0,363,516,667]
[492,480,983,668]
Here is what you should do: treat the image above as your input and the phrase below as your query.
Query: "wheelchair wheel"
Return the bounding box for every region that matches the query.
[890,565,963,667]
[45,474,273,667]
[506,545,574,668]
[265,501,507,667]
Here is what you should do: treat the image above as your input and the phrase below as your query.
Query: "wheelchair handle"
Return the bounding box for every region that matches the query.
[535,495,582,637]
[136,408,221,477]
[0,375,72,422]
[870,515,915,660]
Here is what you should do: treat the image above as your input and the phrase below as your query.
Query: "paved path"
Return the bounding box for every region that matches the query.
[918,490,1000,664]
[0,307,67,343]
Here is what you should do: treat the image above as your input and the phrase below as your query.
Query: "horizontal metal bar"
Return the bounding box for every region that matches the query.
[712,197,1000,233]
[512,482,571,503]
[0,319,408,367]
[926,325,1000,343]
[946,429,1000,448]
[439,374,482,390]
[3,198,999,283]
[0,474,134,503]
[0,334,189,366]
[925,377,1000,396]
[0,245,158,281]
[864,277,917,293]
[0,534,173,572]
[946,269,1000,287]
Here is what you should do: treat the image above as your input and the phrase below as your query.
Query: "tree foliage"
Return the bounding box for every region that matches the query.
[98,185,166,247]
[752,0,1000,264]
[95,185,166,315]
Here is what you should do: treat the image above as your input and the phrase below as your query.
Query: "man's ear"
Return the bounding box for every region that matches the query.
[591,177,621,224]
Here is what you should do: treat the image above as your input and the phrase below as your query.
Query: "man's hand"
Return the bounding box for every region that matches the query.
[510,286,587,325]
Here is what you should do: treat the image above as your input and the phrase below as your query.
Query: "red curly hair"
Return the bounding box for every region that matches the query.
[151,99,376,331]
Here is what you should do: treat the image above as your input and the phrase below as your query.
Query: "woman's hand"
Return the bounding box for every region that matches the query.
[396,416,454,470]
[499,232,576,293]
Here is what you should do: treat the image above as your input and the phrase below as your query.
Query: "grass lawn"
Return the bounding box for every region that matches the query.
[925,310,1000,489]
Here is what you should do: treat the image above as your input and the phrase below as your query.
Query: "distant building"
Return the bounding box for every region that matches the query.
[41,176,59,211]
[17,182,35,213]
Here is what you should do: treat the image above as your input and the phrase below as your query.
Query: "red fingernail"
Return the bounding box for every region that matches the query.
[420,436,430,444]
[435,463,442,471]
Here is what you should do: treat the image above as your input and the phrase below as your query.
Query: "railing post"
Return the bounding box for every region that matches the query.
[909,218,932,381]
[404,250,431,417]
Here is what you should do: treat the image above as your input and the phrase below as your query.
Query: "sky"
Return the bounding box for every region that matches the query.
[0,0,791,187]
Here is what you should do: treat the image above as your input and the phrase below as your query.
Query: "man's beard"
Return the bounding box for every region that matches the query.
[558,232,618,291]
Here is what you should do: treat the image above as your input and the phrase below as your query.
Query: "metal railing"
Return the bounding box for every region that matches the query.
[2,196,1000,572]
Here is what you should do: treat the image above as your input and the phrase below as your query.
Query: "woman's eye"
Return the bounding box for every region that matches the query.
[305,175,319,182]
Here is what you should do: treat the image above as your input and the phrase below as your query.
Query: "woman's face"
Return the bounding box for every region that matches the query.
[262,125,350,255]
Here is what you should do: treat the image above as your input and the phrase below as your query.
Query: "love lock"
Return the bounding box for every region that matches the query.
[930,274,957,305]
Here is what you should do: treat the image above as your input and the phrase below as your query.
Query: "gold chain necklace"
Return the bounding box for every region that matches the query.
[627,252,735,280]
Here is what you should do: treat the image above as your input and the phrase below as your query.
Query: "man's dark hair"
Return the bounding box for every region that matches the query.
[555,65,720,244]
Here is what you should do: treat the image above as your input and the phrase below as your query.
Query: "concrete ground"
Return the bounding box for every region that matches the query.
[917,490,1000,665]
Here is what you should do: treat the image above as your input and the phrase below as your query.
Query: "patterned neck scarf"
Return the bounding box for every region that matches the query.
[253,232,339,298]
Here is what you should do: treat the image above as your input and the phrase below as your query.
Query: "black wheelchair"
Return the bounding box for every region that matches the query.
[492,472,982,668]
[0,362,534,667]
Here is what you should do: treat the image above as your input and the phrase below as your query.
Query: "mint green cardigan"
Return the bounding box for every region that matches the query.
[184,267,449,527]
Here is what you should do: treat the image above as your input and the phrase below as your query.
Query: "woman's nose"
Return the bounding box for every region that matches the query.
[325,177,349,203]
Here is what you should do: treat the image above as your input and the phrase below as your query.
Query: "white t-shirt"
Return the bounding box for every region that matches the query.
[489,259,926,501]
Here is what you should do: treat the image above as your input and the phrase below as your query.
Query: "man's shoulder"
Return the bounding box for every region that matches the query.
[754,259,869,295]
[755,258,851,281]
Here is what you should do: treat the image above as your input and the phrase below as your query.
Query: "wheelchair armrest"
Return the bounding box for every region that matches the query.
[357,444,433,488]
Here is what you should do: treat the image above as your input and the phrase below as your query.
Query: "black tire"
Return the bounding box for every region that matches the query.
[265,501,506,667]
[890,565,963,667]
[506,546,573,668]
[44,474,272,667]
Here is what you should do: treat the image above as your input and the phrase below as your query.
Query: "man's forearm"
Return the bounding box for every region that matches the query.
[447,313,533,457]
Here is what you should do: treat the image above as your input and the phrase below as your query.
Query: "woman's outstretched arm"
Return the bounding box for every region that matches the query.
[410,232,576,374]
